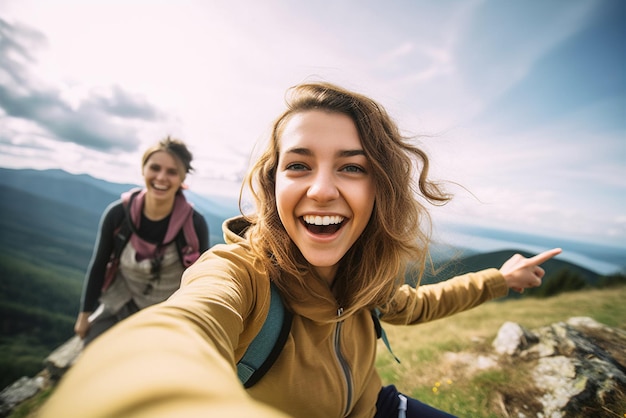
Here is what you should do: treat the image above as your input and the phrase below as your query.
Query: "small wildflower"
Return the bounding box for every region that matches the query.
[432,387,438,394]
[435,381,441,388]
[446,379,452,385]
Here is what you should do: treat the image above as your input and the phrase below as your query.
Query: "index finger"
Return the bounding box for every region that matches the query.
[527,248,562,266]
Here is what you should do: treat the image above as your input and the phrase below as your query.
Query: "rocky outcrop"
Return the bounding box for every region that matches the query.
[491,317,625,417]
[410,317,625,417]
[1,318,624,417]
[0,336,82,417]
[0,376,46,417]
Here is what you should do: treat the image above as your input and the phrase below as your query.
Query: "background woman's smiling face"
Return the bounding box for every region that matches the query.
[275,110,376,283]
[142,151,183,202]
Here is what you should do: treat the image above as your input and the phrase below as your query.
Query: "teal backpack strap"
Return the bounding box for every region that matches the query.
[237,282,293,388]
[372,308,401,364]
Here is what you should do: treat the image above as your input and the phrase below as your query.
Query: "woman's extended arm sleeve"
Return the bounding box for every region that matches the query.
[79,201,123,312]
[41,245,290,418]
[382,268,509,325]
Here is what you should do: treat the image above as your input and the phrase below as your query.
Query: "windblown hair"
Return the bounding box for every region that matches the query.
[142,136,194,182]
[243,82,450,314]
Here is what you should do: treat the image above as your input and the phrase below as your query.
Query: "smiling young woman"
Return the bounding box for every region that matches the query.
[44,83,560,418]
[73,136,209,346]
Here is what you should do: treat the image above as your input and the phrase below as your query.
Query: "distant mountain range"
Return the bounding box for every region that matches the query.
[0,167,240,249]
[0,167,623,276]
[435,222,625,276]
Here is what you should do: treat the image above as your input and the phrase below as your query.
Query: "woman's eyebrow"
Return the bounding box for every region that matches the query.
[338,149,365,158]
[283,147,365,157]
[284,147,312,156]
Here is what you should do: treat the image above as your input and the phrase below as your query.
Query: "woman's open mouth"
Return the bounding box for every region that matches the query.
[301,215,345,235]
[152,183,170,191]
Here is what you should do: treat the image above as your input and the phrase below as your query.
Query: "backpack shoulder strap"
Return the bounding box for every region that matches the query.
[101,192,137,292]
[112,217,132,260]
[235,293,397,388]
[237,282,293,388]
[372,308,401,364]
[114,192,137,255]
[176,209,200,267]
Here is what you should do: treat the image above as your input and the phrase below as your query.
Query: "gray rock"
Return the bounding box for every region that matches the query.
[492,321,538,355]
[0,376,44,417]
[44,335,84,380]
[497,317,626,417]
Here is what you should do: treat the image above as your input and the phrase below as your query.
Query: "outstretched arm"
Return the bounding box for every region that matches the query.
[44,248,291,418]
[499,248,562,293]
[381,248,563,325]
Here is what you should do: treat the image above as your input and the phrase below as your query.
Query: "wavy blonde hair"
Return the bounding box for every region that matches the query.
[242,82,450,313]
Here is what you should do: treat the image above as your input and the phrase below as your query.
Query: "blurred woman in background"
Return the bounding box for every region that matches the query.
[74,136,209,345]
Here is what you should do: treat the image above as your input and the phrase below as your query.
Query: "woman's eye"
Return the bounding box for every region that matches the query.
[167,169,179,176]
[149,164,161,172]
[342,164,365,173]
[286,162,308,171]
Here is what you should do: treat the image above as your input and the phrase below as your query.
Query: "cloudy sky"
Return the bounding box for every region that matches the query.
[1,0,625,252]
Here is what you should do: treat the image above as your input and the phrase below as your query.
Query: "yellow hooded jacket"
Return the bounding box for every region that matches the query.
[41,217,508,418]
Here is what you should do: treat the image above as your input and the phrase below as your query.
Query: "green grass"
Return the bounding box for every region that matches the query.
[376,285,626,417]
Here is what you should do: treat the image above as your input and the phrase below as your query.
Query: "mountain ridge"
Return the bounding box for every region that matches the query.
[0,167,239,247]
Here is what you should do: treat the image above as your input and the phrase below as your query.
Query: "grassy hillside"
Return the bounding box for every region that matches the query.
[375,285,626,417]
[0,184,95,389]
[0,254,81,389]
[0,184,99,274]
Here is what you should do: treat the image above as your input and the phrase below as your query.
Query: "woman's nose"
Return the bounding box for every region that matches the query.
[307,171,339,201]
[155,169,167,180]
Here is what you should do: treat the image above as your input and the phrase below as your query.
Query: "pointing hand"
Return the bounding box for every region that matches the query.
[499,248,562,293]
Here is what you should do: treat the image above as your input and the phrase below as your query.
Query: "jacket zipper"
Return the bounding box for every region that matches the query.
[335,308,353,417]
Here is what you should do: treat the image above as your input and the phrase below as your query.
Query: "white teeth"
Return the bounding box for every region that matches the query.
[303,215,344,226]
[153,184,169,191]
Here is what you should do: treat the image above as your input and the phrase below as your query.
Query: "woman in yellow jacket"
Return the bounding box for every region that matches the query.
[40,82,560,418]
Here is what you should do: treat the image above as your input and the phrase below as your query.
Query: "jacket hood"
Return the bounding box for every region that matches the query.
[223,216,252,246]
[222,216,345,324]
